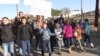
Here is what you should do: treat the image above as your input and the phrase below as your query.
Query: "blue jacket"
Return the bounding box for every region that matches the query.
[40,28,55,40]
[82,21,91,35]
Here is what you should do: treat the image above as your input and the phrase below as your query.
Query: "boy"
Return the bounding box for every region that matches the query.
[40,22,55,56]
[0,17,15,56]
[83,19,94,47]
[18,17,33,56]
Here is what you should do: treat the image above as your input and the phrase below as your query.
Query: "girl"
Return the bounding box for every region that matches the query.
[55,23,64,55]
[63,20,73,53]
[35,15,43,51]
[18,17,33,56]
[74,23,84,52]
[0,17,15,56]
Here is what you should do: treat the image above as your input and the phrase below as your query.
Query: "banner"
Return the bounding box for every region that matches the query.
[24,0,52,19]
[0,0,19,4]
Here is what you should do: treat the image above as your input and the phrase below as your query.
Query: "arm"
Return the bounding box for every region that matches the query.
[39,29,43,34]
[29,25,34,35]
[55,28,62,35]
[28,25,34,40]
[17,26,21,43]
[63,26,66,34]
[48,29,55,36]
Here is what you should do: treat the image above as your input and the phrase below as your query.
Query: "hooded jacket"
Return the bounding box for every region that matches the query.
[0,24,14,43]
[18,24,33,41]
[63,24,73,38]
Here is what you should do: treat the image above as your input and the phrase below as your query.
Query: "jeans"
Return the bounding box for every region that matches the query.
[84,34,91,43]
[57,40,64,52]
[64,38,73,48]
[43,40,52,56]
[21,40,31,56]
[2,41,15,56]
[35,35,41,50]
[50,36,56,52]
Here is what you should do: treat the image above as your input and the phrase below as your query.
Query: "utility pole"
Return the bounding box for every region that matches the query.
[81,0,83,20]
[16,4,19,16]
[95,0,99,27]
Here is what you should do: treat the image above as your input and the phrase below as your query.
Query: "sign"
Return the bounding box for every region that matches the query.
[24,0,52,19]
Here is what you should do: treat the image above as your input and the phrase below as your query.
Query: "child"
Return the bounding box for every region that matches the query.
[63,20,73,53]
[18,17,33,56]
[83,19,94,47]
[55,23,64,55]
[40,22,55,56]
[74,23,84,52]
[0,17,15,56]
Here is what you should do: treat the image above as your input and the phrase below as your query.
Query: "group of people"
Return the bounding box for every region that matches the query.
[0,12,95,56]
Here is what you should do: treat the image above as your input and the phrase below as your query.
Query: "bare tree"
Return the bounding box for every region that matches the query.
[61,8,70,18]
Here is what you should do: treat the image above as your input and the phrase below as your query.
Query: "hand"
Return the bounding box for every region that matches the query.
[38,26,41,29]
[94,27,98,32]
[16,16,20,18]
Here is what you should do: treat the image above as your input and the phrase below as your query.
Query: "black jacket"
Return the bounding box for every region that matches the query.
[18,24,33,41]
[0,24,14,43]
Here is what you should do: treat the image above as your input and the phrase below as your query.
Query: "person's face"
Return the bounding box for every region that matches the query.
[22,19,26,24]
[39,16,43,22]
[43,23,47,29]
[61,15,63,17]
[3,18,9,25]
[56,23,60,28]
[76,24,80,28]
[66,20,70,25]
[19,13,24,17]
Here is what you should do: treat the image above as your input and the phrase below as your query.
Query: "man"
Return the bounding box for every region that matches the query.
[59,15,65,28]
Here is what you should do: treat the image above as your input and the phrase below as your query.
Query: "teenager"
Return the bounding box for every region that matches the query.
[40,22,55,56]
[83,19,94,47]
[74,23,84,52]
[18,17,33,56]
[0,17,15,56]
[48,20,56,52]
[55,23,64,55]
[59,15,65,28]
[63,20,73,53]
[13,13,23,55]
[34,15,43,51]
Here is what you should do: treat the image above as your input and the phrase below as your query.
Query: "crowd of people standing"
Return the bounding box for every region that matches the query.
[0,12,95,56]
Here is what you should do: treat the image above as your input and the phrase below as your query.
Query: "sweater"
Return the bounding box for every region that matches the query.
[55,28,63,40]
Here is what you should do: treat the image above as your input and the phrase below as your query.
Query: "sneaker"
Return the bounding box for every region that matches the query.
[80,49,85,52]
[58,52,62,55]
[90,43,94,48]
[68,48,72,53]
